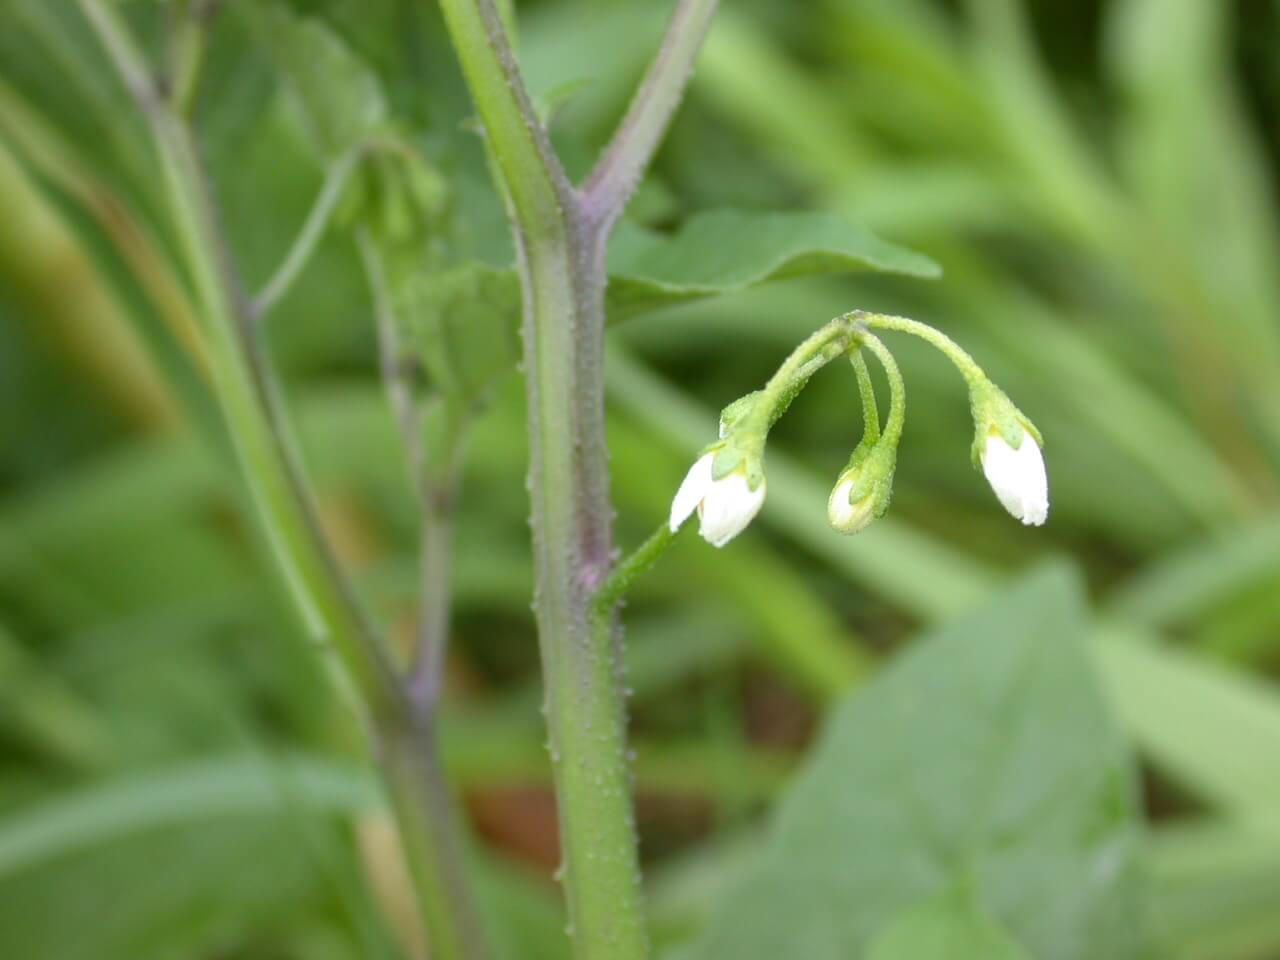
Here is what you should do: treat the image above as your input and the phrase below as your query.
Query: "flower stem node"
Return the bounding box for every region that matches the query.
[970,382,1048,526]
[828,439,897,535]
[669,443,767,548]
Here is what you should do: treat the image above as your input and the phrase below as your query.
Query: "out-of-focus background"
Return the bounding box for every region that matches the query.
[2,1,1280,958]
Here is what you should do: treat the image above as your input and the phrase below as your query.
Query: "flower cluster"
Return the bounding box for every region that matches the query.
[669,312,1049,547]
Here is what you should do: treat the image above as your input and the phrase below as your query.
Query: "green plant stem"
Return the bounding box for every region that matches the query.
[357,230,464,711]
[435,2,645,955]
[437,1,723,955]
[435,2,719,955]
[254,147,363,320]
[79,5,491,958]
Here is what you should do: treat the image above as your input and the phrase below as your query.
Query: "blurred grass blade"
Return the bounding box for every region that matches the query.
[1093,626,1280,823]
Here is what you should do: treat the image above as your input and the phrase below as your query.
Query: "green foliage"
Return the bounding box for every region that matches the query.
[263,6,388,159]
[691,567,1142,960]
[605,210,940,319]
[865,889,1032,960]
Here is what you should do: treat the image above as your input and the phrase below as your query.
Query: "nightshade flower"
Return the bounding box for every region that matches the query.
[979,430,1048,526]
[669,450,766,547]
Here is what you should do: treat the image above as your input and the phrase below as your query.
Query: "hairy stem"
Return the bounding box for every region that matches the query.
[435,0,718,954]
[582,0,720,229]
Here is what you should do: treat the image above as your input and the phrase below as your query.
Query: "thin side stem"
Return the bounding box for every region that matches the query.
[848,348,881,445]
[410,486,456,707]
[591,524,677,619]
[254,148,364,320]
[858,332,906,445]
[357,230,487,956]
[80,0,402,713]
[166,0,214,118]
[358,230,463,707]
[378,719,491,960]
[82,5,491,957]
[856,310,987,388]
[581,0,719,230]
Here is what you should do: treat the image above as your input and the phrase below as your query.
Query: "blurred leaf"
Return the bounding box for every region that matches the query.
[691,566,1143,960]
[1106,514,1280,629]
[607,210,940,320]
[262,5,388,159]
[866,888,1032,960]
[1093,626,1280,823]
[1146,820,1280,960]
[399,261,521,404]
[0,755,386,960]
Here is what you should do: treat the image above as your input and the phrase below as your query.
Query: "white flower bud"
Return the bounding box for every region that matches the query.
[827,476,877,535]
[981,431,1049,526]
[669,452,767,548]
[827,441,895,535]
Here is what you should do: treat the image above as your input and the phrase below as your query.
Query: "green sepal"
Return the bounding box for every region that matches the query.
[708,438,766,492]
[968,379,1043,467]
[719,390,763,436]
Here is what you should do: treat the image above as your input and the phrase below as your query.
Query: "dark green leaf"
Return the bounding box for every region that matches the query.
[690,565,1144,960]
[606,210,940,320]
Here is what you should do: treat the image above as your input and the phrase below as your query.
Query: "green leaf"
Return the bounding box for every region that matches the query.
[690,565,1144,960]
[866,888,1032,960]
[606,210,940,320]
[261,6,388,158]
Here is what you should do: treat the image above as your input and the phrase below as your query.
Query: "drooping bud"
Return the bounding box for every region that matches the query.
[827,440,897,535]
[970,382,1048,526]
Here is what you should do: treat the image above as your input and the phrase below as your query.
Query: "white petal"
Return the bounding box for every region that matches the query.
[670,453,716,532]
[982,434,1049,526]
[697,473,766,547]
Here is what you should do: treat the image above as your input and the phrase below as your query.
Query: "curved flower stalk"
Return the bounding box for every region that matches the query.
[828,334,902,535]
[851,311,1050,526]
[670,311,1049,548]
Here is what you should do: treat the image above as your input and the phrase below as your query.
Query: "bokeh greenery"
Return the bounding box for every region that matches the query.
[2,0,1280,958]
